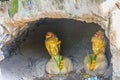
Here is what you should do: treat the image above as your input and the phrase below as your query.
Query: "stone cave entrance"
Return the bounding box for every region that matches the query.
[1,18,112,80]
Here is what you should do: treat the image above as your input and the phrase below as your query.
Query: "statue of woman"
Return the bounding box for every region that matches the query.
[45,32,73,76]
[84,30,108,75]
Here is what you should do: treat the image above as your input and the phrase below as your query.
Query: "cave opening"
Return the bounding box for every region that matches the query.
[1,18,112,80]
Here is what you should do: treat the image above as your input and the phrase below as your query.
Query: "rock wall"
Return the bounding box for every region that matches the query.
[0,0,120,79]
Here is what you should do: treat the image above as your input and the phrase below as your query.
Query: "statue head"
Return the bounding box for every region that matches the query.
[46,32,56,39]
[45,32,61,56]
[91,30,106,55]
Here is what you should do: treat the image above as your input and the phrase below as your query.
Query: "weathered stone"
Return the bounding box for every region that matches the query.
[0,0,120,79]
[0,51,4,61]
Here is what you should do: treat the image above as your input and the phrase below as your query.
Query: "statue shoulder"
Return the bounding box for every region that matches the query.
[63,57,72,63]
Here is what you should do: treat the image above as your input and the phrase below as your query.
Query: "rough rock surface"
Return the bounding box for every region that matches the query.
[0,0,120,79]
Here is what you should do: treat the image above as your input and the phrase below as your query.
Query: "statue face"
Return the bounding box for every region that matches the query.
[92,40,105,55]
[47,43,60,56]
[45,32,61,57]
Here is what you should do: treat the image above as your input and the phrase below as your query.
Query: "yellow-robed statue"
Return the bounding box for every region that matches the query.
[45,32,73,77]
[84,30,108,75]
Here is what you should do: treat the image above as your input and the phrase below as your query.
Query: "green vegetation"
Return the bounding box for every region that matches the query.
[8,0,18,17]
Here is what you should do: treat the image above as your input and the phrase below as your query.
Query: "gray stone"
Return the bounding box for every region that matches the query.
[0,0,120,79]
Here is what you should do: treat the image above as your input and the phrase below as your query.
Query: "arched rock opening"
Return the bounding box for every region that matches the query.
[1,18,112,80]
